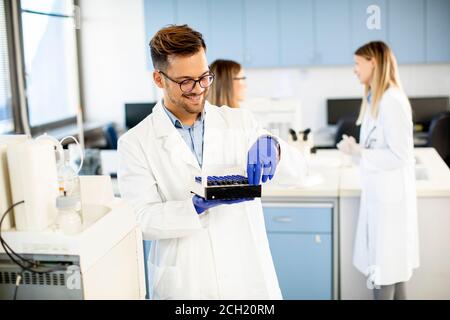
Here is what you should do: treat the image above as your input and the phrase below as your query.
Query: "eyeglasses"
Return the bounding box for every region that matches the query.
[233,76,247,81]
[158,70,215,93]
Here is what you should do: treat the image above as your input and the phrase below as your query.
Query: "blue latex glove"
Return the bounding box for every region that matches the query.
[192,195,254,214]
[247,135,279,185]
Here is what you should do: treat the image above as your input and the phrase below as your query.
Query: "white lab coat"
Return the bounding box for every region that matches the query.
[118,100,307,299]
[353,87,420,286]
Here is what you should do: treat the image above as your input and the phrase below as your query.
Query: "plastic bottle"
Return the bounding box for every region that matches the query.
[57,150,82,220]
[56,193,82,235]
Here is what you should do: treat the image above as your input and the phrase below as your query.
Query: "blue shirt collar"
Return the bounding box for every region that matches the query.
[162,99,205,129]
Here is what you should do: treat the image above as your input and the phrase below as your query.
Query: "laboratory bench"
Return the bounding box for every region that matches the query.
[338,148,450,300]
[0,177,146,300]
[312,127,429,149]
[262,148,450,300]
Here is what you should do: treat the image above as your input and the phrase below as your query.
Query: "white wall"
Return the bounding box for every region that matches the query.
[244,65,450,131]
[79,0,450,131]
[79,0,157,126]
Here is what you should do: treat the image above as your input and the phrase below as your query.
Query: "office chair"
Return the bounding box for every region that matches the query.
[103,123,118,150]
[334,116,361,147]
[427,111,450,167]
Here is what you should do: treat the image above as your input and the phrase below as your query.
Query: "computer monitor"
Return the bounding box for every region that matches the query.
[125,102,156,129]
[327,98,362,125]
[410,97,449,131]
[327,96,450,130]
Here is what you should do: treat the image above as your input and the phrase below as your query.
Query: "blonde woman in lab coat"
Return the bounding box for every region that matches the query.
[337,41,419,300]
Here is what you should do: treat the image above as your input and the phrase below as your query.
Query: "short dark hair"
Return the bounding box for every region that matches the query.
[149,24,206,71]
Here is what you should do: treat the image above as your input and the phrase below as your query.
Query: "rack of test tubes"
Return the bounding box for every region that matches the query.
[190,175,262,200]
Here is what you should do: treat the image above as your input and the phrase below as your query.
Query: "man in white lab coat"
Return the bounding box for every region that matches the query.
[118,24,307,299]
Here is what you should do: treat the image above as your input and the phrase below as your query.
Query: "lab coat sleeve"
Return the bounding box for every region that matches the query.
[118,136,203,241]
[361,93,415,171]
[240,108,308,186]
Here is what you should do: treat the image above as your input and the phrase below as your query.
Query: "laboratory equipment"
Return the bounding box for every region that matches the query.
[0,135,28,230]
[6,138,59,231]
[56,194,82,235]
[288,128,315,158]
[289,128,312,144]
[3,134,84,232]
[57,150,82,220]
[0,176,146,300]
[191,175,261,200]
[288,128,298,141]
[125,102,156,129]
[327,96,450,131]
[299,128,312,141]
[58,150,81,196]
[410,97,449,132]
[242,97,301,142]
[327,98,362,125]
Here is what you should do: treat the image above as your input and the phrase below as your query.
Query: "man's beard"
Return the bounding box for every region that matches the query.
[167,88,208,115]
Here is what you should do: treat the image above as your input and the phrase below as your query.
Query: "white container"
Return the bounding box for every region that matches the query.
[57,151,80,194]
[56,195,82,235]
[7,139,59,231]
[0,135,28,230]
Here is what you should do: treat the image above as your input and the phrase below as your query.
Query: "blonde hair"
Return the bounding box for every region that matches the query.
[207,59,242,108]
[355,41,404,124]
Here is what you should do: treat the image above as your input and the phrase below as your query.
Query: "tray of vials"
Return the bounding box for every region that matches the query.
[190,175,261,200]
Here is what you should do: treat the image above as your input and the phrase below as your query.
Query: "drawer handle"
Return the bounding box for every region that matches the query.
[272,216,293,223]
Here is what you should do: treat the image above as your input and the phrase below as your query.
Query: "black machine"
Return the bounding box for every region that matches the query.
[327,98,362,125]
[191,175,261,200]
[410,97,450,132]
[327,96,450,132]
[124,102,156,129]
